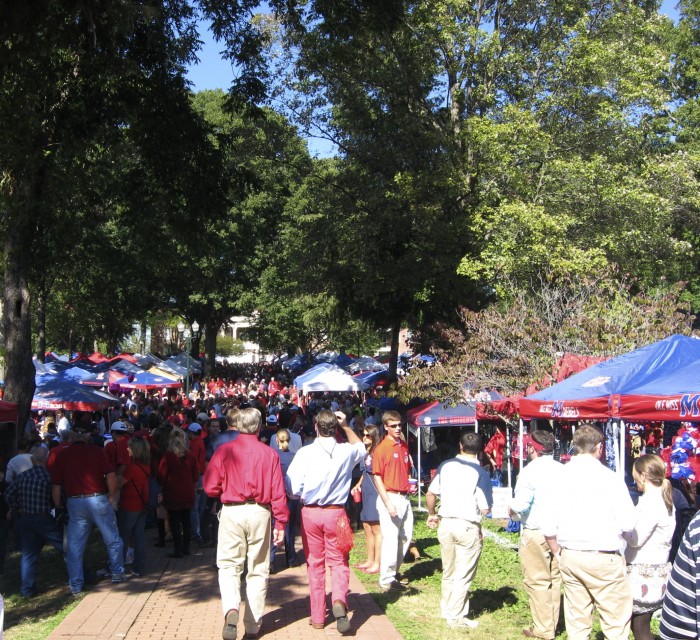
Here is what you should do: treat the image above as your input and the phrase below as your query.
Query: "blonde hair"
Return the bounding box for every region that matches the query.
[633,454,673,515]
[168,428,188,457]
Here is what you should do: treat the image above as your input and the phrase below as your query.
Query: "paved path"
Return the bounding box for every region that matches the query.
[47,541,402,640]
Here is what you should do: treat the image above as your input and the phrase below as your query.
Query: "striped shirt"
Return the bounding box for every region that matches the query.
[660,510,700,639]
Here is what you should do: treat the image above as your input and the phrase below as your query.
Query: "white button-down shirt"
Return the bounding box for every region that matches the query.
[541,454,635,552]
[510,454,563,531]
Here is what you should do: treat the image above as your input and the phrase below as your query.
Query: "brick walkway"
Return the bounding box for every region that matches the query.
[47,541,402,640]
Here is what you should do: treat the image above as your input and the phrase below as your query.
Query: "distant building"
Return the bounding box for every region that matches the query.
[220,315,264,363]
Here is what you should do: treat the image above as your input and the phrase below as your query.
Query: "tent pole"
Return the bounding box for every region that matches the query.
[506,422,512,489]
[416,423,426,512]
[619,419,626,478]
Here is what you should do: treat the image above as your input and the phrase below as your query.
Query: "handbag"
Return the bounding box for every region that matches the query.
[335,510,354,554]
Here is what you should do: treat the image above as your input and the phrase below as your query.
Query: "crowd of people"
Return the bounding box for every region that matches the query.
[1,369,700,640]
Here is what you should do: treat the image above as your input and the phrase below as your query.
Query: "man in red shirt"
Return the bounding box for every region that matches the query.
[204,407,288,640]
[373,410,416,593]
[104,421,131,477]
[50,423,125,596]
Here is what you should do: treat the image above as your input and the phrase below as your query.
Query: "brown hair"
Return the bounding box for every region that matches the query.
[314,410,338,438]
[363,424,381,454]
[633,454,673,515]
[531,430,555,454]
[572,424,604,455]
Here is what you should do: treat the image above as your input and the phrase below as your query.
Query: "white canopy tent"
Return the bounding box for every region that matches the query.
[295,365,369,393]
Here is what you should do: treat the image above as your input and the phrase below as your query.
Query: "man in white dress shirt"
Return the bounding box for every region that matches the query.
[542,424,635,640]
[510,430,563,640]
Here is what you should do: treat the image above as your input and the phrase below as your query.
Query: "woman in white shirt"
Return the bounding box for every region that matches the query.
[624,454,675,640]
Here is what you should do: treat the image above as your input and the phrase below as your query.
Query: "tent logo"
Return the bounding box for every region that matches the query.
[655,400,679,412]
[550,402,580,419]
[581,376,611,388]
[680,394,700,418]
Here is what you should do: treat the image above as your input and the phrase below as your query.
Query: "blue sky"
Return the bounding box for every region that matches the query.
[185,1,681,157]
[186,2,681,92]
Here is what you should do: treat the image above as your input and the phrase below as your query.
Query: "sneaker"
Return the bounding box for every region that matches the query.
[379,579,407,592]
[95,569,110,578]
[111,573,128,584]
[129,571,142,578]
[447,617,479,629]
[396,574,409,585]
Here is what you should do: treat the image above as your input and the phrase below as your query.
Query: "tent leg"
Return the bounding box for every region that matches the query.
[619,419,626,478]
[506,423,512,489]
[415,426,426,512]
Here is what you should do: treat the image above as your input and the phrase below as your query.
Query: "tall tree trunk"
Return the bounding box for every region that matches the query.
[36,289,46,362]
[3,213,36,448]
[388,318,401,382]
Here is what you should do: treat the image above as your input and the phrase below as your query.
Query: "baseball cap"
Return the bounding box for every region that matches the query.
[196,412,209,423]
[187,422,202,433]
[267,414,278,424]
[110,421,129,433]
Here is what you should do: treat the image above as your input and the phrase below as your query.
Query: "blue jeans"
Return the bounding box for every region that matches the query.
[190,478,206,539]
[66,494,123,594]
[17,514,64,596]
[117,509,146,574]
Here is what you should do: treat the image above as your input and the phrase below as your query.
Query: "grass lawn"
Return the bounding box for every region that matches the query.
[0,507,658,639]
[1,530,110,640]
[351,505,657,640]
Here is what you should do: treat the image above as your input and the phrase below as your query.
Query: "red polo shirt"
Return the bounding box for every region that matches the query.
[50,441,115,496]
[372,436,411,492]
[203,433,288,529]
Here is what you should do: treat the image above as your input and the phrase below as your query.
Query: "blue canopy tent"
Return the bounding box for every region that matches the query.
[346,356,387,374]
[113,371,182,390]
[33,376,110,411]
[519,334,700,475]
[332,353,355,368]
[352,370,389,387]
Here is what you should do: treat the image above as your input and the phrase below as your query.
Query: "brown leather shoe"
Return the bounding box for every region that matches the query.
[310,622,325,629]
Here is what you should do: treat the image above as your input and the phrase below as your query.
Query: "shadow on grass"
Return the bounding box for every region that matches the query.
[470,586,518,615]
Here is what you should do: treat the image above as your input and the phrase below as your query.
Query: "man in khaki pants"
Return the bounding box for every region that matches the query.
[509,431,563,640]
[425,431,492,630]
[204,408,288,640]
[543,424,636,640]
